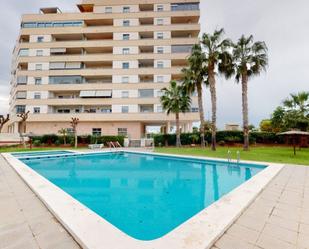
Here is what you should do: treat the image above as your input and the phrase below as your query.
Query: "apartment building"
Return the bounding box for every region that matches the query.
[8,0,200,139]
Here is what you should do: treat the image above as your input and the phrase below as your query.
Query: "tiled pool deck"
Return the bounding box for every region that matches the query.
[0,154,308,249]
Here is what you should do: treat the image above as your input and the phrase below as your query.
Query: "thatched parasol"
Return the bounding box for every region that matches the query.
[278,130,309,155]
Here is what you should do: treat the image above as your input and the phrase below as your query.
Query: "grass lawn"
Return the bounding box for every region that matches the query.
[0,147,85,153]
[155,146,309,165]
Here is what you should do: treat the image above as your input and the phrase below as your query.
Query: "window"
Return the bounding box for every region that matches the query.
[157,105,163,113]
[34,92,41,99]
[121,106,129,113]
[157,76,164,83]
[122,48,130,54]
[123,20,130,27]
[122,34,130,40]
[157,47,164,54]
[35,64,42,70]
[139,89,154,98]
[17,76,27,85]
[123,6,130,13]
[122,76,129,83]
[33,107,40,114]
[157,19,164,25]
[35,77,42,85]
[122,62,129,69]
[18,49,29,57]
[157,61,164,68]
[157,5,164,11]
[191,107,199,112]
[36,50,43,56]
[16,91,27,99]
[157,90,163,97]
[118,128,128,136]
[37,36,44,43]
[105,6,112,13]
[121,91,129,98]
[16,105,26,114]
[157,32,164,39]
[92,128,102,136]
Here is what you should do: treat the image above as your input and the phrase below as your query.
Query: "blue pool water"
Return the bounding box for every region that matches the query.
[20,152,265,240]
[12,150,74,158]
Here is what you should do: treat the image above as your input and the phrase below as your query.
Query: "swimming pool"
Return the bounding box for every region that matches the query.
[12,150,75,158]
[20,151,266,241]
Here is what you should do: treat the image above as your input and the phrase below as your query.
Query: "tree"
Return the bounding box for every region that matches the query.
[160,81,191,147]
[283,91,309,116]
[70,118,79,148]
[182,44,207,147]
[271,92,309,131]
[0,114,9,133]
[58,128,68,145]
[201,28,232,151]
[229,35,268,150]
[17,111,30,148]
[259,119,273,132]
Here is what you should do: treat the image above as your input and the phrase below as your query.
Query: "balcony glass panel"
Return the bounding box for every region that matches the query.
[171,3,199,11]
[139,89,154,98]
[49,76,83,84]
[171,45,193,53]
[22,21,83,28]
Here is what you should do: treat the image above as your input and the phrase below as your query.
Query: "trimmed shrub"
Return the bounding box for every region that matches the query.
[154,131,283,146]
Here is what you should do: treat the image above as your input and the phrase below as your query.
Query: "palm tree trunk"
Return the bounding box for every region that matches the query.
[208,70,217,151]
[197,83,206,148]
[241,73,249,151]
[175,112,181,147]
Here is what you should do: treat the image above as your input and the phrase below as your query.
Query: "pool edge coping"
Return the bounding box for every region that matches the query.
[2,150,284,249]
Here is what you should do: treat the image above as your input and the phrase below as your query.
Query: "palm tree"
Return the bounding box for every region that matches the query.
[283,91,309,116]
[182,44,207,147]
[70,118,79,148]
[58,128,68,145]
[160,81,191,147]
[201,29,232,151]
[229,35,268,150]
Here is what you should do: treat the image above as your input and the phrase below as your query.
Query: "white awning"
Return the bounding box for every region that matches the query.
[96,90,112,97]
[50,48,66,54]
[80,90,96,97]
[50,62,65,70]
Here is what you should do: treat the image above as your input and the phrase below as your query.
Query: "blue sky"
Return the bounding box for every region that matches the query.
[0,0,308,128]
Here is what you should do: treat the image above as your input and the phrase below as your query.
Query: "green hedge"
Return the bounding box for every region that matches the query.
[154,131,284,146]
[31,135,125,147]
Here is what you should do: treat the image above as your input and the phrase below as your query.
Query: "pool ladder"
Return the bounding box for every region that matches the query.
[227,150,241,163]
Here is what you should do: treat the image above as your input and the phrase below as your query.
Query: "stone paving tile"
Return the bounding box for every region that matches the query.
[213,165,309,249]
[0,156,80,249]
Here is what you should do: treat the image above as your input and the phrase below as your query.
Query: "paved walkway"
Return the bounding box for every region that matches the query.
[212,165,309,249]
[0,156,80,249]
[1,153,308,249]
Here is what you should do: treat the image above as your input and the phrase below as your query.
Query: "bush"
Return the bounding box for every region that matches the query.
[54,140,61,146]
[154,131,283,146]
[33,140,41,147]
[218,140,225,146]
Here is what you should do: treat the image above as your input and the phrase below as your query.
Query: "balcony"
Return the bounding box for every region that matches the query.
[139,75,154,83]
[139,18,154,26]
[138,59,154,68]
[171,16,199,25]
[171,3,199,11]
[139,4,154,12]
[139,46,154,54]
[85,19,113,27]
[139,32,154,40]
[139,104,154,113]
